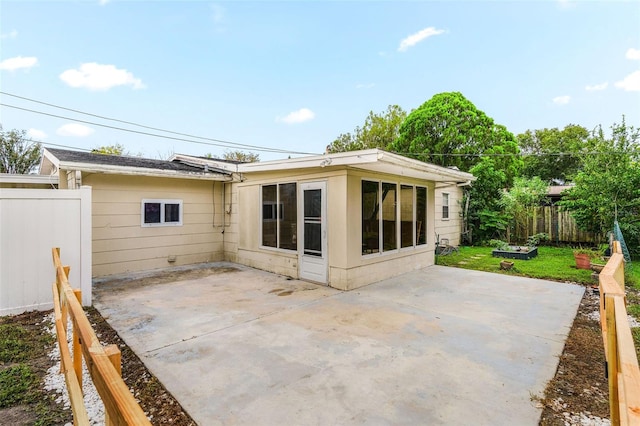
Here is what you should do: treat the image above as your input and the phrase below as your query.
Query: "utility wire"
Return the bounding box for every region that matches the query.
[1,91,315,155]
[0,102,318,155]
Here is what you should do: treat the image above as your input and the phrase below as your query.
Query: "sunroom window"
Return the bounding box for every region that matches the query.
[262,183,297,250]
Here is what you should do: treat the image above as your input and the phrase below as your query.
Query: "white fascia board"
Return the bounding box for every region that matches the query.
[59,162,232,181]
[237,149,382,173]
[40,149,60,175]
[376,151,476,182]
[236,148,476,183]
[0,173,60,185]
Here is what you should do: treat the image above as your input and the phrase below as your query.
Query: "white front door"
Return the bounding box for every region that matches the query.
[298,182,328,284]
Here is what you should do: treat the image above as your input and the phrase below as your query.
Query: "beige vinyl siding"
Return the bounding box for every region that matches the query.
[434,185,463,246]
[83,174,225,277]
[233,166,437,290]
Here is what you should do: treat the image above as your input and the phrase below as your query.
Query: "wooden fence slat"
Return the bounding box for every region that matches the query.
[599,242,640,426]
[52,281,90,425]
[52,248,151,425]
[607,293,621,426]
[515,206,598,243]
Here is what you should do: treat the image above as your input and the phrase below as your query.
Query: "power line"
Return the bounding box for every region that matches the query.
[0,102,318,155]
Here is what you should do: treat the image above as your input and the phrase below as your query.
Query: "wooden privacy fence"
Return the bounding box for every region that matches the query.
[513,205,598,244]
[52,247,151,425]
[598,241,640,425]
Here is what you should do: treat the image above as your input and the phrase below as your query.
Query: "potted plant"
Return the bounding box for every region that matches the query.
[573,248,596,270]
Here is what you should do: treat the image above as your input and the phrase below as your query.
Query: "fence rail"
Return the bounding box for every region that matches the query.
[513,205,598,244]
[598,241,640,425]
[52,247,151,425]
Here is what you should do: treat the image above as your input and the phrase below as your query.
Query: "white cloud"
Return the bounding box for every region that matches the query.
[398,27,445,52]
[626,48,640,60]
[1,30,17,39]
[277,108,315,124]
[615,70,640,92]
[59,62,146,91]
[57,123,95,137]
[556,0,577,9]
[99,0,110,5]
[585,82,608,91]
[27,128,47,140]
[211,3,224,24]
[356,83,375,89]
[0,56,38,71]
[552,95,571,105]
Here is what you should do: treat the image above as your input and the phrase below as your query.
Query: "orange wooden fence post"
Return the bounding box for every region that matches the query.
[606,293,620,425]
[104,344,122,426]
[73,288,83,392]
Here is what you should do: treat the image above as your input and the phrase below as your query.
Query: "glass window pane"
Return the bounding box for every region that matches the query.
[279,183,297,250]
[442,193,449,219]
[362,180,379,254]
[165,204,180,222]
[400,185,413,248]
[304,222,322,256]
[416,187,427,245]
[382,182,397,251]
[144,203,161,224]
[304,189,321,218]
[262,185,277,247]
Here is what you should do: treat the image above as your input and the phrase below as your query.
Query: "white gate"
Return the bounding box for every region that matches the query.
[0,186,91,315]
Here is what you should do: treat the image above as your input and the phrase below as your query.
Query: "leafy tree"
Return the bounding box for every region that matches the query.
[390,92,522,184]
[500,176,548,242]
[518,124,589,182]
[0,127,42,174]
[92,144,126,155]
[560,119,640,254]
[222,150,259,162]
[464,157,508,244]
[327,105,407,153]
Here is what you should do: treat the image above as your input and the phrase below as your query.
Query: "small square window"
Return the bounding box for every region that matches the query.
[142,199,183,227]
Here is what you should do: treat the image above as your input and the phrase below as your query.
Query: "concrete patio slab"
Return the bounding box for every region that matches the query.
[93,263,584,425]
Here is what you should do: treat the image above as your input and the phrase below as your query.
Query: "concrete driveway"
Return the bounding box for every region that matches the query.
[93,263,584,426]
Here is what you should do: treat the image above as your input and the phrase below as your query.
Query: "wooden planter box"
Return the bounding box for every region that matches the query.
[492,246,538,260]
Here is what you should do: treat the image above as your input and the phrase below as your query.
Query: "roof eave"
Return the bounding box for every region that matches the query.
[57,162,232,181]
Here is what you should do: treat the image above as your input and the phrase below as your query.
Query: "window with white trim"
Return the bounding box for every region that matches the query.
[362,180,427,255]
[141,199,183,227]
[442,193,450,220]
[261,183,297,250]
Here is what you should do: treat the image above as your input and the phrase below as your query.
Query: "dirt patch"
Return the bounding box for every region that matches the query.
[85,307,196,425]
[96,266,239,292]
[539,287,610,425]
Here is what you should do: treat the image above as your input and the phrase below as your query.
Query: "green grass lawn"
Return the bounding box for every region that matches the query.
[436,245,640,287]
[436,246,598,284]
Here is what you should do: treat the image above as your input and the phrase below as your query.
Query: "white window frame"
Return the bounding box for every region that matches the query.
[141,199,183,227]
[260,182,297,251]
[442,192,450,220]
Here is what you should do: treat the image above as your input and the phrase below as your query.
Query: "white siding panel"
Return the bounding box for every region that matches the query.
[0,187,91,314]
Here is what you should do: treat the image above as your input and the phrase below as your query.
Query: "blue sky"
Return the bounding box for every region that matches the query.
[1,0,639,161]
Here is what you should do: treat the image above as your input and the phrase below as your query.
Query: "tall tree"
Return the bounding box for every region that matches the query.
[326,105,407,153]
[465,157,508,243]
[390,92,522,184]
[92,144,126,155]
[222,150,260,163]
[0,127,42,174]
[500,176,548,242]
[518,124,589,182]
[560,118,640,253]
